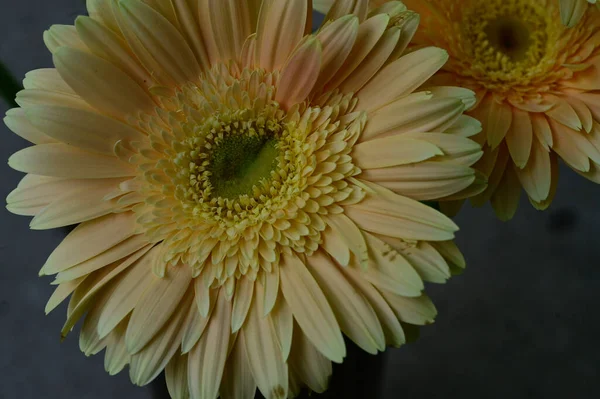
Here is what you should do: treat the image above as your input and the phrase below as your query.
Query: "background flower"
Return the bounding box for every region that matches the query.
[322,0,600,220]
[5,0,482,398]
[560,0,598,27]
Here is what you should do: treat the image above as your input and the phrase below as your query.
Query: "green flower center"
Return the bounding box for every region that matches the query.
[207,132,280,199]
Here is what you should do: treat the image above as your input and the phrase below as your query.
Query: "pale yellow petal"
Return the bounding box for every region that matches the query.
[43,24,87,54]
[280,252,346,363]
[357,47,449,112]
[41,212,137,275]
[4,108,56,144]
[118,0,201,84]
[324,0,369,22]
[220,333,257,399]
[53,47,155,119]
[305,250,385,354]
[323,214,368,268]
[288,323,332,394]
[515,138,552,202]
[165,354,190,399]
[126,264,193,353]
[9,143,135,179]
[353,136,443,169]
[380,292,437,325]
[231,277,255,333]
[242,281,288,399]
[188,289,232,399]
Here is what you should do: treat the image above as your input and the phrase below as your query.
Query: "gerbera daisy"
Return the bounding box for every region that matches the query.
[6,0,482,398]
[560,0,598,27]
[320,0,600,220]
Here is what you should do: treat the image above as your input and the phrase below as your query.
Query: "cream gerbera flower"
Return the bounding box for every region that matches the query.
[6,1,482,398]
[329,0,600,220]
[560,0,599,27]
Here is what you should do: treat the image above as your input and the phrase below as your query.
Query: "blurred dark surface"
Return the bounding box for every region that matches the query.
[1,2,599,398]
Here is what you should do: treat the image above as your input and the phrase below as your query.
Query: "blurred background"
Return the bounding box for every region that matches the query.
[1,1,599,398]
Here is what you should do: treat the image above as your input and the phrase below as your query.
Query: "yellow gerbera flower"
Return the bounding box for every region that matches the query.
[6,0,482,398]
[560,0,598,27]
[322,0,600,220]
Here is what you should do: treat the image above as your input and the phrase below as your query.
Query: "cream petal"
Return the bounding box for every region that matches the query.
[129,294,192,386]
[546,96,583,131]
[270,297,293,362]
[337,26,400,94]
[220,333,257,399]
[41,211,137,275]
[53,237,151,283]
[324,0,369,22]
[118,0,201,84]
[257,0,308,71]
[23,68,76,94]
[172,0,211,71]
[280,252,346,363]
[566,94,593,133]
[181,288,215,354]
[15,88,93,111]
[346,180,458,241]
[188,289,232,399]
[231,277,255,333]
[75,16,154,88]
[87,0,121,33]
[560,0,588,27]
[263,266,279,316]
[380,236,451,284]
[339,266,405,347]
[323,214,368,268]
[325,13,389,91]
[4,108,55,144]
[505,108,533,169]
[490,165,521,221]
[96,246,161,338]
[515,138,552,203]
[483,98,513,149]
[53,47,155,119]
[45,277,85,314]
[126,264,193,354]
[353,136,443,169]
[357,47,449,112]
[314,0,335,14]
[104,317,130,376]
[165,354,190,399]
[380,292,437,325]
[313,15,359,91]
[321,226,351,267]
[306,250,385,354]
[25,105,146,155]
[361,94,465,141]
[43,24,87,54]
[275,37,322,109]
[208,0,252,61]
[550,118,593,171]
[288,323,332,394]
[361,232,424,295]
[8,143,135,179]
[242,281,288,399]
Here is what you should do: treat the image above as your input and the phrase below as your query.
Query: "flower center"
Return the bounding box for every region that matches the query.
[208,133,279,199]
[463,0,552,81]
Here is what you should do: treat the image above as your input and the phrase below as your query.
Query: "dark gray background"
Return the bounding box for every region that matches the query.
[1,2,598,398]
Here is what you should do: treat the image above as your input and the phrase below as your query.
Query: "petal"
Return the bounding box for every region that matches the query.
[41,212,137,275]
[23,68,76,94]
[129,294,192,386]
[4,108,56,144]
[231,277,255,333]
[280,252,346,363]
[313,15,359,91]
[324,0,369,22]
[353,136,443,168]
[490,165,522,221]
[242,281,288,399]
[165,354,190,399]
[257,0,308,71]
[43,24,87,54]
[275,37,322,109]
[126,264,193,353]
[53,47,155,119]
[505,108,533,169]
[380,293,437,325]
[357,47,449,112]
[305,250,385,354]
[515,138,552,202]
[208,0,252,61]
[188,289,232,399]
[288,323,332,394]
[323,214,368,269]
[220,333,257,399]
[8,143,135,179]
[117,0,201,84]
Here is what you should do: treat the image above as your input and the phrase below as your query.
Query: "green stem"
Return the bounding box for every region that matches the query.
[0,61,20,107]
